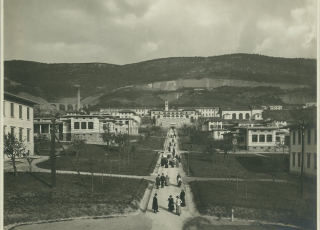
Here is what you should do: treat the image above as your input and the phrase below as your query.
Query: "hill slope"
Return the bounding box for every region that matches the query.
[5,54,316,101]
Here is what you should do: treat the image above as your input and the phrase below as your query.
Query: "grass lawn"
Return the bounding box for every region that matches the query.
[4,172,149,226]
[183,217,303,230]
[189,176,317,229]
[36,143,159,176]
[180,151,289,179]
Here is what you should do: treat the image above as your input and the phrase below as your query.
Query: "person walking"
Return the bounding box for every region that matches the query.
[155,174,160,189]
[178,177,182,187]
[152,193,159,213]
[165,174,170,186]
[168,195,174,212]
[175,196,182,216]
[160,173,165,188]
[177,173,181,184]
[180,189,186,207]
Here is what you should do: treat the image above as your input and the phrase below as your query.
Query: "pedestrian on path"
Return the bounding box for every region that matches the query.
[180,189,186,207]
[155,174,160,189]
[177,173,181,184]
[152,193,159,213]
[175,196,182,216]
[168,195,174,212]
[160,173,165,188]
[178,177,182,187]
[165,174,170,186]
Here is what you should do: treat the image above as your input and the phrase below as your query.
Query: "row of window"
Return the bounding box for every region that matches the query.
[292,129,317,145]
[252,134,273,142]
[292,152,317,169]
[4,102,30,120]
[74,122,94,129]
[3,126,31,142]
[230,113,251,120]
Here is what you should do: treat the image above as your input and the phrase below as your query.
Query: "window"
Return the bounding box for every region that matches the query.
[19,105,22,119]
[298,153,301,167]
[252,135,258,142]
[27,107,30,120]
[314,154,317,169]
[245,113,250,119]
[74,122,80,129]
[239,113,243,120]
[11,127,15,135]
[259,135,265,142]
[307,153,311,169]
[4,126,6,136]
[232,113,236,119]
[81,122,87,129]
[88,122,94,129]
[276,136,280,142]
[267,135,272,142]
[27,129,30,142]
[307,130,311,144]
[3,101,5,116]
[315,129,317,144]
[292,152,296,166]
[19,128,23,141]
[298,131,301,144]
[10,103,14,117]
[292,131,296,145]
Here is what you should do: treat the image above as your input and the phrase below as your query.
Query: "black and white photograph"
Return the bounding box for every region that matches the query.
[1,0,318,229]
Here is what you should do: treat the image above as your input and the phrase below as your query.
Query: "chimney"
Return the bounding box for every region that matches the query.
[76,86,81,111]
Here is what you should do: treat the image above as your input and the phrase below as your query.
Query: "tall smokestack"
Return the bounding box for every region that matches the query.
[77,87,80,111]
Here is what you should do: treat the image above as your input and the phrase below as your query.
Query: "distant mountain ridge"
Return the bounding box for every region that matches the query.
[4,53,317,107]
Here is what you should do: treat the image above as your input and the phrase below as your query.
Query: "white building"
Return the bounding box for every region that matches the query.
[218,106,263,120]
[289,123,317,177]
[3,92,38,156]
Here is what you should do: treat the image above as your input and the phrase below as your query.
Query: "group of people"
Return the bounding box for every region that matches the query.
[151,128,186,216]
[155,173,171,189]
[152,189,186,216]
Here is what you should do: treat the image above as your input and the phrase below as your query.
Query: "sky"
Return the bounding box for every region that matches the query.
[3,0,317,65]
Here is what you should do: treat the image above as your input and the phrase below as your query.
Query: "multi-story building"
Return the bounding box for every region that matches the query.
[178,107,219,118]
[218,106,263,120]
[289,123,317,176]
[3,92,38,156]
[269,105,283,110]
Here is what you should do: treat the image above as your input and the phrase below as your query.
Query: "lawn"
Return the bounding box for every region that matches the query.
[183,217,303,230]
[4,172,149,226]
[189,177,317,230]
[36,143,159,176]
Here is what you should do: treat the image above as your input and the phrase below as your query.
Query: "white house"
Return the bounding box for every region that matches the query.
[3,92,38,156]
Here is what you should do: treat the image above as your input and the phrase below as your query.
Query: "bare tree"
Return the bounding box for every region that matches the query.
[3,133,26,176]
[114,133,128,152]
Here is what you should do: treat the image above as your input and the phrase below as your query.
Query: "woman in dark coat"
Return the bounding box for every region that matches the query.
[168,195,174,212]
[180,189,186,207]
[152,193,158,213]
[155,174,160,189]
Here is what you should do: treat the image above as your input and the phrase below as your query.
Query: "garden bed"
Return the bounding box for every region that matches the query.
[4,172,149,226]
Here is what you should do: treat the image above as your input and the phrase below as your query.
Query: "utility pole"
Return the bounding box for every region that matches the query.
[51,118,56,188]
[300,120,305,199]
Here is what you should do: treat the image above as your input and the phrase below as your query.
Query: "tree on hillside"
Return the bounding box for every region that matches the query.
[100,123,115,151]
[3,133,26,176]
[71,136,87,157]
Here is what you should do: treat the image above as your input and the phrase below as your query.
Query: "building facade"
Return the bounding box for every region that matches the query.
[289,124,317,176]
[3,92,37,156]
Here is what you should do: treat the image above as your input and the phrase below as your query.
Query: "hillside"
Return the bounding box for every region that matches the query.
[4,54,317,103]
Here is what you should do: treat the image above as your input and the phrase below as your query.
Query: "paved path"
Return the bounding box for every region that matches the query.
[3,130,289,230]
